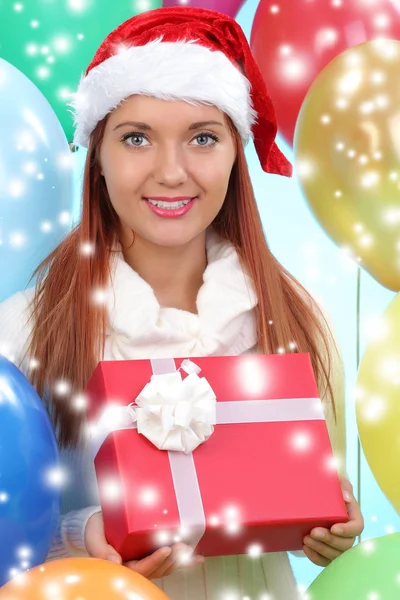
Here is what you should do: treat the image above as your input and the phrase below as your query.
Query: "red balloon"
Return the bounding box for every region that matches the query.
[163,0,245,19]
[250,0,400,146]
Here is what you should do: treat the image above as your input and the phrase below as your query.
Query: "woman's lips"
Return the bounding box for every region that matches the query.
[144,196,197,218]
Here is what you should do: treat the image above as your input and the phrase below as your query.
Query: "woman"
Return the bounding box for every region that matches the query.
[0,6,363,599]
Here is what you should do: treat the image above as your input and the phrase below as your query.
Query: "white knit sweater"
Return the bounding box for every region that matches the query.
[0,230,345,600]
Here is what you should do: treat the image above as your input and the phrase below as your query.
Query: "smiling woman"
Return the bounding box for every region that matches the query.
[0,5,363,600]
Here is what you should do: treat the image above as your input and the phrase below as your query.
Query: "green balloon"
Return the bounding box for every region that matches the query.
[0,0,162,142]
[307,534,400,599]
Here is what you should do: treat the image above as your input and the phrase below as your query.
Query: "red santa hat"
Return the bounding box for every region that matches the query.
[71,6,292,177]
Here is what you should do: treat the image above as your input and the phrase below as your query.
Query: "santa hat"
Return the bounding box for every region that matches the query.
[71,6,292,177]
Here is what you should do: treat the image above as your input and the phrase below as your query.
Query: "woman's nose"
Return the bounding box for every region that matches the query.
[152,146,188,188]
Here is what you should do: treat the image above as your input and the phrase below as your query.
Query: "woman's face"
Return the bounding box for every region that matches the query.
[99,95,236,249]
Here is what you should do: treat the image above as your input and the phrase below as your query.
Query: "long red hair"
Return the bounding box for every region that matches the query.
[23,116,338,448]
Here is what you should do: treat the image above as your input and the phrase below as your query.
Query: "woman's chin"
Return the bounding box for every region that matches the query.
[142,227,205,249]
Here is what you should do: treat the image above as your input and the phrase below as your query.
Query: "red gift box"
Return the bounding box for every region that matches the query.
[85,353,348,561]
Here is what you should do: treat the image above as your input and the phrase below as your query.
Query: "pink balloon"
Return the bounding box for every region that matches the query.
[162,0,245,19]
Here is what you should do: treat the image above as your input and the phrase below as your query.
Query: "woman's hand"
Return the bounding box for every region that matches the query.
[85,511,204,579]
[303,477,364,567]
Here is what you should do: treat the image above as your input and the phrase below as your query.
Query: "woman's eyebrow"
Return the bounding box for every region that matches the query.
[113,120,224,131]
[188,120,224,130]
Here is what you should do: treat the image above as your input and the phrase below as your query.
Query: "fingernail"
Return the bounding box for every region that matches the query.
[343,491,352,502]
[107,554,121,563]
[196,556,205,564]
[312,530,325,540]
[333,526,343,535]
[160,547,172,557]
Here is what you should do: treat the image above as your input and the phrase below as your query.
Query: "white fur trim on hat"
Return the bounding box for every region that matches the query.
[70,38,258,148]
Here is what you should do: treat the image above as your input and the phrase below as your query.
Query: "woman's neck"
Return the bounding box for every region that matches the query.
[121,232,208,314]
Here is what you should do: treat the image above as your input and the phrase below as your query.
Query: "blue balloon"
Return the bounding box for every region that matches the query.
[0,356,60,587]
[0,58,74,302]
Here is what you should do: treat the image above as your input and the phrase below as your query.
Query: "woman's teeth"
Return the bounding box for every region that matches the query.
[146,198,192,209]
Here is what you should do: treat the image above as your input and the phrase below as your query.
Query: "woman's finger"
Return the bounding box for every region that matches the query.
[339,476,354,496]
[309,528,355,552]
[331,479,364,538]
[148,544,191,578]
[150,544,204,579]
[124,547,172,577]
[303,536,344,561]
[302,544,332,567]
[331,501,365,538]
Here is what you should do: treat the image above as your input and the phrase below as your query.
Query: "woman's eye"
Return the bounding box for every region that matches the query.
[122,134,149,147]
[193,133,219,146]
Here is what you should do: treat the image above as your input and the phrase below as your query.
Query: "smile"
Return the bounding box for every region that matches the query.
[143,197,197,219]
[147,198,192,209]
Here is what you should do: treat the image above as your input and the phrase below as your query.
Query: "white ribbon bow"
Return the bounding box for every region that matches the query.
[126,359,217,454]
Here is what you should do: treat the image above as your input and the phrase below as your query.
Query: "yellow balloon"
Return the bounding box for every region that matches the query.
[294,39,400,292]
[356,293,400,514]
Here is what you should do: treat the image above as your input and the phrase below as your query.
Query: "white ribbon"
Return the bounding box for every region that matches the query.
[91,359,217,456]
[134,361,217,453]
